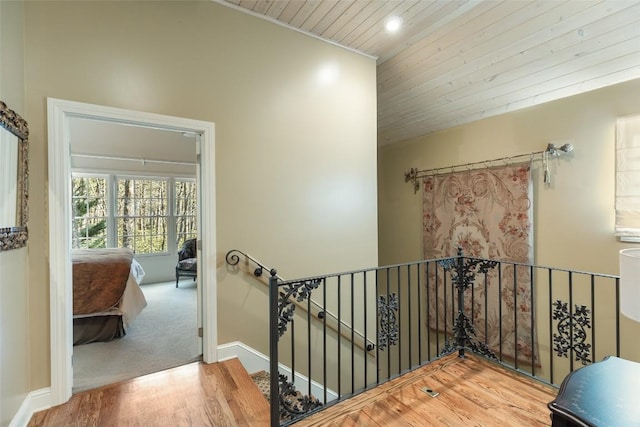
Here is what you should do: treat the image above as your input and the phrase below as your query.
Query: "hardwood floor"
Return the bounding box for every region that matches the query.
[28,358,269,427]
[296,354,558,426]
[29,353,558,427]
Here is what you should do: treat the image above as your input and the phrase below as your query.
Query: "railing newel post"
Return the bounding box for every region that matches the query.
[269,271,280,427]
[455,248,466,358]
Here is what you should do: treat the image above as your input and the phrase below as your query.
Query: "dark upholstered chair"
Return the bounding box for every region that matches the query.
[176,238,197,287]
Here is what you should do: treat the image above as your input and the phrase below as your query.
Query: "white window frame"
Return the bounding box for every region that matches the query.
[616,114,640,242]
[115,175,170,255]
[71,172,196,255]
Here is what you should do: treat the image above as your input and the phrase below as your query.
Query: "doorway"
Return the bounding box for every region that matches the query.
[47,98,217,405]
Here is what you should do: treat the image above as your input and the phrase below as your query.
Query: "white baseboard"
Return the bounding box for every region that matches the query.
[9,388,51,427]
[217,341,338,404]
[217,341,271,374]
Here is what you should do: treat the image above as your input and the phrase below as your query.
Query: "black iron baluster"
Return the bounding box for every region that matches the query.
[268,274,279,427]
[530,265,535,376]
[498,262,503,360]
[616,277,621,357]
[350,273,355,394]
[307,290,312,399]
[363,271,368,389]
[568,271,574,373]
[375,270,380,385]
[291,306,295,389]
[456,253,465,357]
[471,266,476,329]
[443,266,448,352]
[548,268,554,385]
[407,264,412,369]
[426,261,432,361]
[514,264,519,371]
[322,277,327,405]
[337,275,342,398]
[397,266,402,375]
[387,268,391,378]
[435,263,440,356]
[418,262,423,363]
[590,274,596,363]
[484,270,489,350]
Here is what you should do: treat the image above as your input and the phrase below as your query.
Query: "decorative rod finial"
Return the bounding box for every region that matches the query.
[404,167,418,183]
[546,142,574,156]
[404,167,420,193]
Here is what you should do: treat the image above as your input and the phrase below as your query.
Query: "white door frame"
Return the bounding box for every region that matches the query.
[47,98,217,405]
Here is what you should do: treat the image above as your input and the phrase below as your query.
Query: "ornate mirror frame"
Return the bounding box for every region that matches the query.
[0,100,29,251]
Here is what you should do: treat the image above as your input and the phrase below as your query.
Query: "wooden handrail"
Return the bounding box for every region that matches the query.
[225,249,375,353]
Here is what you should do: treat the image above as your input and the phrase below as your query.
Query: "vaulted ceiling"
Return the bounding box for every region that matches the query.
[220,0,640,145]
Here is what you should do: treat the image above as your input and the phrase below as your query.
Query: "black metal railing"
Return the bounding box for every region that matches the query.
[266,250,620,426]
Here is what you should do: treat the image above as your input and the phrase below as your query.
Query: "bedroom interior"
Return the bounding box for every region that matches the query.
[67,116,202,392]
[3,1,640,426]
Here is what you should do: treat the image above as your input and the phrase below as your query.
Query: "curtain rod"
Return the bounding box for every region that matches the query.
[71,153,196,166]
[404,143,574,193]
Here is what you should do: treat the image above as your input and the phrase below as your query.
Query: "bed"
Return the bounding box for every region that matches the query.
[72,248,147,345]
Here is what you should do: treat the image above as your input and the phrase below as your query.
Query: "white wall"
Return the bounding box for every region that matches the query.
[23,1,378,390]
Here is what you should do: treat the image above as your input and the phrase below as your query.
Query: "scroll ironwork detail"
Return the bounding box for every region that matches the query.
[438,253,498,358]
[278,373,322,422]
[552,300,592,365]
[277,279,322,337]
[378,293,399,351]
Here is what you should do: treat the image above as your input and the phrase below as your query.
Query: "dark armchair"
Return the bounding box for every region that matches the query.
[176,238,197,287]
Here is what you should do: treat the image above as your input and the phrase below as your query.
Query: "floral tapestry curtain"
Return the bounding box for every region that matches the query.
[423,162,536,362]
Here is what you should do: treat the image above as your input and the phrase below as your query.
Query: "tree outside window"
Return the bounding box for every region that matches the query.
[71,173,197,255]
[117,178,168,254]
[72,176,108,249]
[175,178,197,248]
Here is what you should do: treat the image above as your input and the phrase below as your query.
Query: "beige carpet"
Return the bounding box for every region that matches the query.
[73,280,201,392]
[250,370,270,401]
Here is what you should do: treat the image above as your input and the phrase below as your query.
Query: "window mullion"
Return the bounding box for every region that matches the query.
[108,174,117,248]
[168,177,177,254]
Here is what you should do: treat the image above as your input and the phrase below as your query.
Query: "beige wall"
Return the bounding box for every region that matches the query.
[378,78,640,361]
[23,1,378,392]
[0,1,30,426]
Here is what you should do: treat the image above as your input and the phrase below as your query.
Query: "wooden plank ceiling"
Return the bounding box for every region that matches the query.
[220,0,640,145]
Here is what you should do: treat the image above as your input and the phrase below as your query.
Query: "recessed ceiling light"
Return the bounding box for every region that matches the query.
[385,16,402,33]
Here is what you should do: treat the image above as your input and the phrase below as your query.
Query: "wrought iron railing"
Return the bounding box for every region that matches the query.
[267,250,620,426]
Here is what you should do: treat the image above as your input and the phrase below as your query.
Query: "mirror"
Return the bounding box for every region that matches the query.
[0,100,28,251]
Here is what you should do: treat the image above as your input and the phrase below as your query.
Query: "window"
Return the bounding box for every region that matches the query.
[71,174,197,254]
[72,175,108,249]
[616,114,640,241]
[175,178,197,248]
[116,178,168,254]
